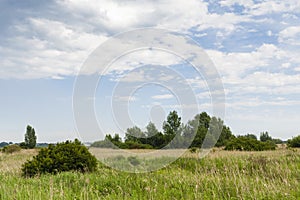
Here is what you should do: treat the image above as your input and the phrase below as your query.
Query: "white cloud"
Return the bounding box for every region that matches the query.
[220,0,300,16]
[279,26,300,45]
[152,94,174,100]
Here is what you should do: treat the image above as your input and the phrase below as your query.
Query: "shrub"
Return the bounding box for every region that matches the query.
[123,141,153,149]
[225,136,276,151]
[21,139,97,177]
[2,144,22,154]
[287,135,300,148]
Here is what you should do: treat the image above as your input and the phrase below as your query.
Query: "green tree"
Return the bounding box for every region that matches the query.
[242,134,257,140]
[260,131,272,142]
[125,126,145,143]
[216,125,235,147]
[163,111,181,135]
[163,111,181,145]
[145,122,159,137]
[24,125,37,149]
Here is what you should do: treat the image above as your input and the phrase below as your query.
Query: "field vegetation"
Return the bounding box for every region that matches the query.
[0,148,299,199]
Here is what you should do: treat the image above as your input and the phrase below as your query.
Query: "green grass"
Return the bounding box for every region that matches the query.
[0,148,299,199]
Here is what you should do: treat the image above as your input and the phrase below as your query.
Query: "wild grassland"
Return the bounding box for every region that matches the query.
[0,148,299,199]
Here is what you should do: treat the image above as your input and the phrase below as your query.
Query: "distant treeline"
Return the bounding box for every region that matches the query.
[91,111,285,151]
[0,142,49,148]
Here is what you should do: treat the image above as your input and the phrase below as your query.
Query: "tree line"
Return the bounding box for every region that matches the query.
[91,111,286,151]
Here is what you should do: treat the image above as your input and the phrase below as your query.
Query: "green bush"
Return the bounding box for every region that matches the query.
[287,135,300,148]
[225,136,276,151]
[2,144,22,154]
[21,139,97,177]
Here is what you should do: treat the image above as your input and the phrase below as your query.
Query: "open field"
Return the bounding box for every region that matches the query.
[0,148,299,199]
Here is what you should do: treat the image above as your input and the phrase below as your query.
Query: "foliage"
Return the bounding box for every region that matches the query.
[287,135,300,148]
[21,139,97,177]
[243,134,258,140]
[125,126,145,143]
[225,136,276,151]
[260,131,272,142]
[91,111,236,149]
[24,125,37,149]
[163,111,181,145]
[19,142,27,149]
[2,144,21,154]
[0,142,10,148]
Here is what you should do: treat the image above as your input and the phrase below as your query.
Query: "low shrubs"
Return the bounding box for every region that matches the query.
[2,144,21,154]
[225,136,276,151]
[21,139,97,177]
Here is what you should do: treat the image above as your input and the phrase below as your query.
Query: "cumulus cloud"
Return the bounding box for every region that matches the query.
[279,26,300,45]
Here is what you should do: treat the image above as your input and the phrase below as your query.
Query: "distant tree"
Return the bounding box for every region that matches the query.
[163,111,181,135]
[208,117,223,147]
[216,125,235,147]
[163,111,181,145]
[260,131,272,142]
[241,134,257,140]
[145,122,159,137]
[0,142,9,148]
[24,125,37,149]
[199,112,211,129]
[125,126,145,143]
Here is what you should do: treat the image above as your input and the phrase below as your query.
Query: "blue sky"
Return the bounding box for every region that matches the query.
[1,0,300,142]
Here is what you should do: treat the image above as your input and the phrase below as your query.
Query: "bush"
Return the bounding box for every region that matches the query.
[21,139,97,177]
[123,141,153,149]
[287,135,300,148]
[2,144,22,154]
[225,136,276,151]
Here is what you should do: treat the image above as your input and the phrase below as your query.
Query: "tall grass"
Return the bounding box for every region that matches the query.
[0,149,299,199]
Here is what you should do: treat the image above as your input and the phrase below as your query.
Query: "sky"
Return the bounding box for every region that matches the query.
[0,0,300,142]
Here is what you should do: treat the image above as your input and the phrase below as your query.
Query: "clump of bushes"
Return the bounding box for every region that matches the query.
[2,144,22,154]
[287,135,300,148]
[21,139,97,177]
[225,136,276,151]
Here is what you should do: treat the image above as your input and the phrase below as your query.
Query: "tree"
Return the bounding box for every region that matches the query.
[145,122,159,137]
[125,126,145,143]
[260,131,272,142]
[242,134,257,140]
[216,125,235,147]
[163,111,181,146]
[163,111,181,135]
[24,125,37,149]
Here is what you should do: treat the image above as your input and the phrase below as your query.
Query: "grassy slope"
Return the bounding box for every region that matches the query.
[0,148,299,200]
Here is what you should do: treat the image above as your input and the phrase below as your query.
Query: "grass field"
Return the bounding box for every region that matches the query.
[0,148,299,199]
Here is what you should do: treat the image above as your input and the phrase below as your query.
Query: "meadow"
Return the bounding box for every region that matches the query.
[0,148,299,200]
